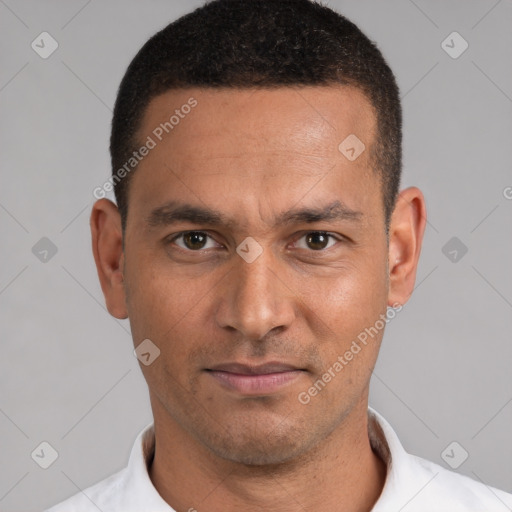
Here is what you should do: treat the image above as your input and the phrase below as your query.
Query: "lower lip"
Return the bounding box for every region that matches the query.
[207,370,304,395]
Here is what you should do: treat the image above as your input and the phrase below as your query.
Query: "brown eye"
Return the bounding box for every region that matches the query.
[306,232,330,250]
[182,231,208,250]
[170,231,222,252]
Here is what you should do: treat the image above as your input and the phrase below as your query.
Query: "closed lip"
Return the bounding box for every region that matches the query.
[205,361,306,395]
[206,362,305,375]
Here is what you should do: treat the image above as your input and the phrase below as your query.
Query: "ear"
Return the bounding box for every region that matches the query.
[90,199,128,319]
[387,187,427,307]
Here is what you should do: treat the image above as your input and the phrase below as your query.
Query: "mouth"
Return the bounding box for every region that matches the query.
[205,362,307,395]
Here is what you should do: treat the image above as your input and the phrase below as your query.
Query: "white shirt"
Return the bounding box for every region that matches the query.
[46,407,512,511]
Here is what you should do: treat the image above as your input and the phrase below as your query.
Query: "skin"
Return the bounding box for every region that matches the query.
[91,85,426,512]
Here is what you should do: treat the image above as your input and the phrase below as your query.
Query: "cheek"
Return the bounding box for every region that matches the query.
[124,251,200,344]
[302,250,389,358]
[315,255,388,317]
[125,260,210,399]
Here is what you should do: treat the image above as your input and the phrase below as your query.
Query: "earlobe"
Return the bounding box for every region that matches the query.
[90,199,128,319]
[387,187,427,307]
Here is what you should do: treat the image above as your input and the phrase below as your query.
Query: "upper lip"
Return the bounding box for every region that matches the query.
[207,362,303,375]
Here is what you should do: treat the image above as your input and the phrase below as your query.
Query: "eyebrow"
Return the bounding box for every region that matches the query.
[146,200,363,229]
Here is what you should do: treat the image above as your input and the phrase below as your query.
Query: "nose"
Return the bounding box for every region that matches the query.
[215,248,296,340]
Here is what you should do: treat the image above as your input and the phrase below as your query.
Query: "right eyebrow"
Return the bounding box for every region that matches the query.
[146,201,235,229]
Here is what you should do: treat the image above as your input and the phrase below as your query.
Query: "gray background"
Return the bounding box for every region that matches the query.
[1,0,511,510]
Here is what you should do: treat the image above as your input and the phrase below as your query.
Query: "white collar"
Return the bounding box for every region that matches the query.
[48,406,512,510]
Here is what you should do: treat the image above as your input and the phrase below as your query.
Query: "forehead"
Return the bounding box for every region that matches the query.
[139,85,376,161]
[128,85,381,229]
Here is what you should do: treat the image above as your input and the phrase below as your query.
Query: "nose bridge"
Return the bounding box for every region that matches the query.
[216,246,294,340]
[239,254,274,305]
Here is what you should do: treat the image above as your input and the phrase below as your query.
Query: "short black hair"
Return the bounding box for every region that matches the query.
[110,0,402,230]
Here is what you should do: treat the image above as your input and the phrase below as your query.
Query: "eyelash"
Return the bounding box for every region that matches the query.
[168,231,344,252]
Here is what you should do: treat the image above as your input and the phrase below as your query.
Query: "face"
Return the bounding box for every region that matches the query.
[93,86,425,465]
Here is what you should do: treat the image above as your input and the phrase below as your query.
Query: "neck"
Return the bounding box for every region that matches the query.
[148,397,387,512]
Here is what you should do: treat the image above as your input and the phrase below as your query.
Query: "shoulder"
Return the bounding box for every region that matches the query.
[405,453,512,511]
[369,408,512,511]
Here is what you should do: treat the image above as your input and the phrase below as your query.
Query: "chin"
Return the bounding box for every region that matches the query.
[210,436,305,466]
[197,417,317,467]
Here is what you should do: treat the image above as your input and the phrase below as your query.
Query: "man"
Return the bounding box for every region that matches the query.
[47,0,512,510]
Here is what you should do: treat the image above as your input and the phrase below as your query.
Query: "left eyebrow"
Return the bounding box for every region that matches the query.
[276,200,363,225]
[146,199,363,229]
